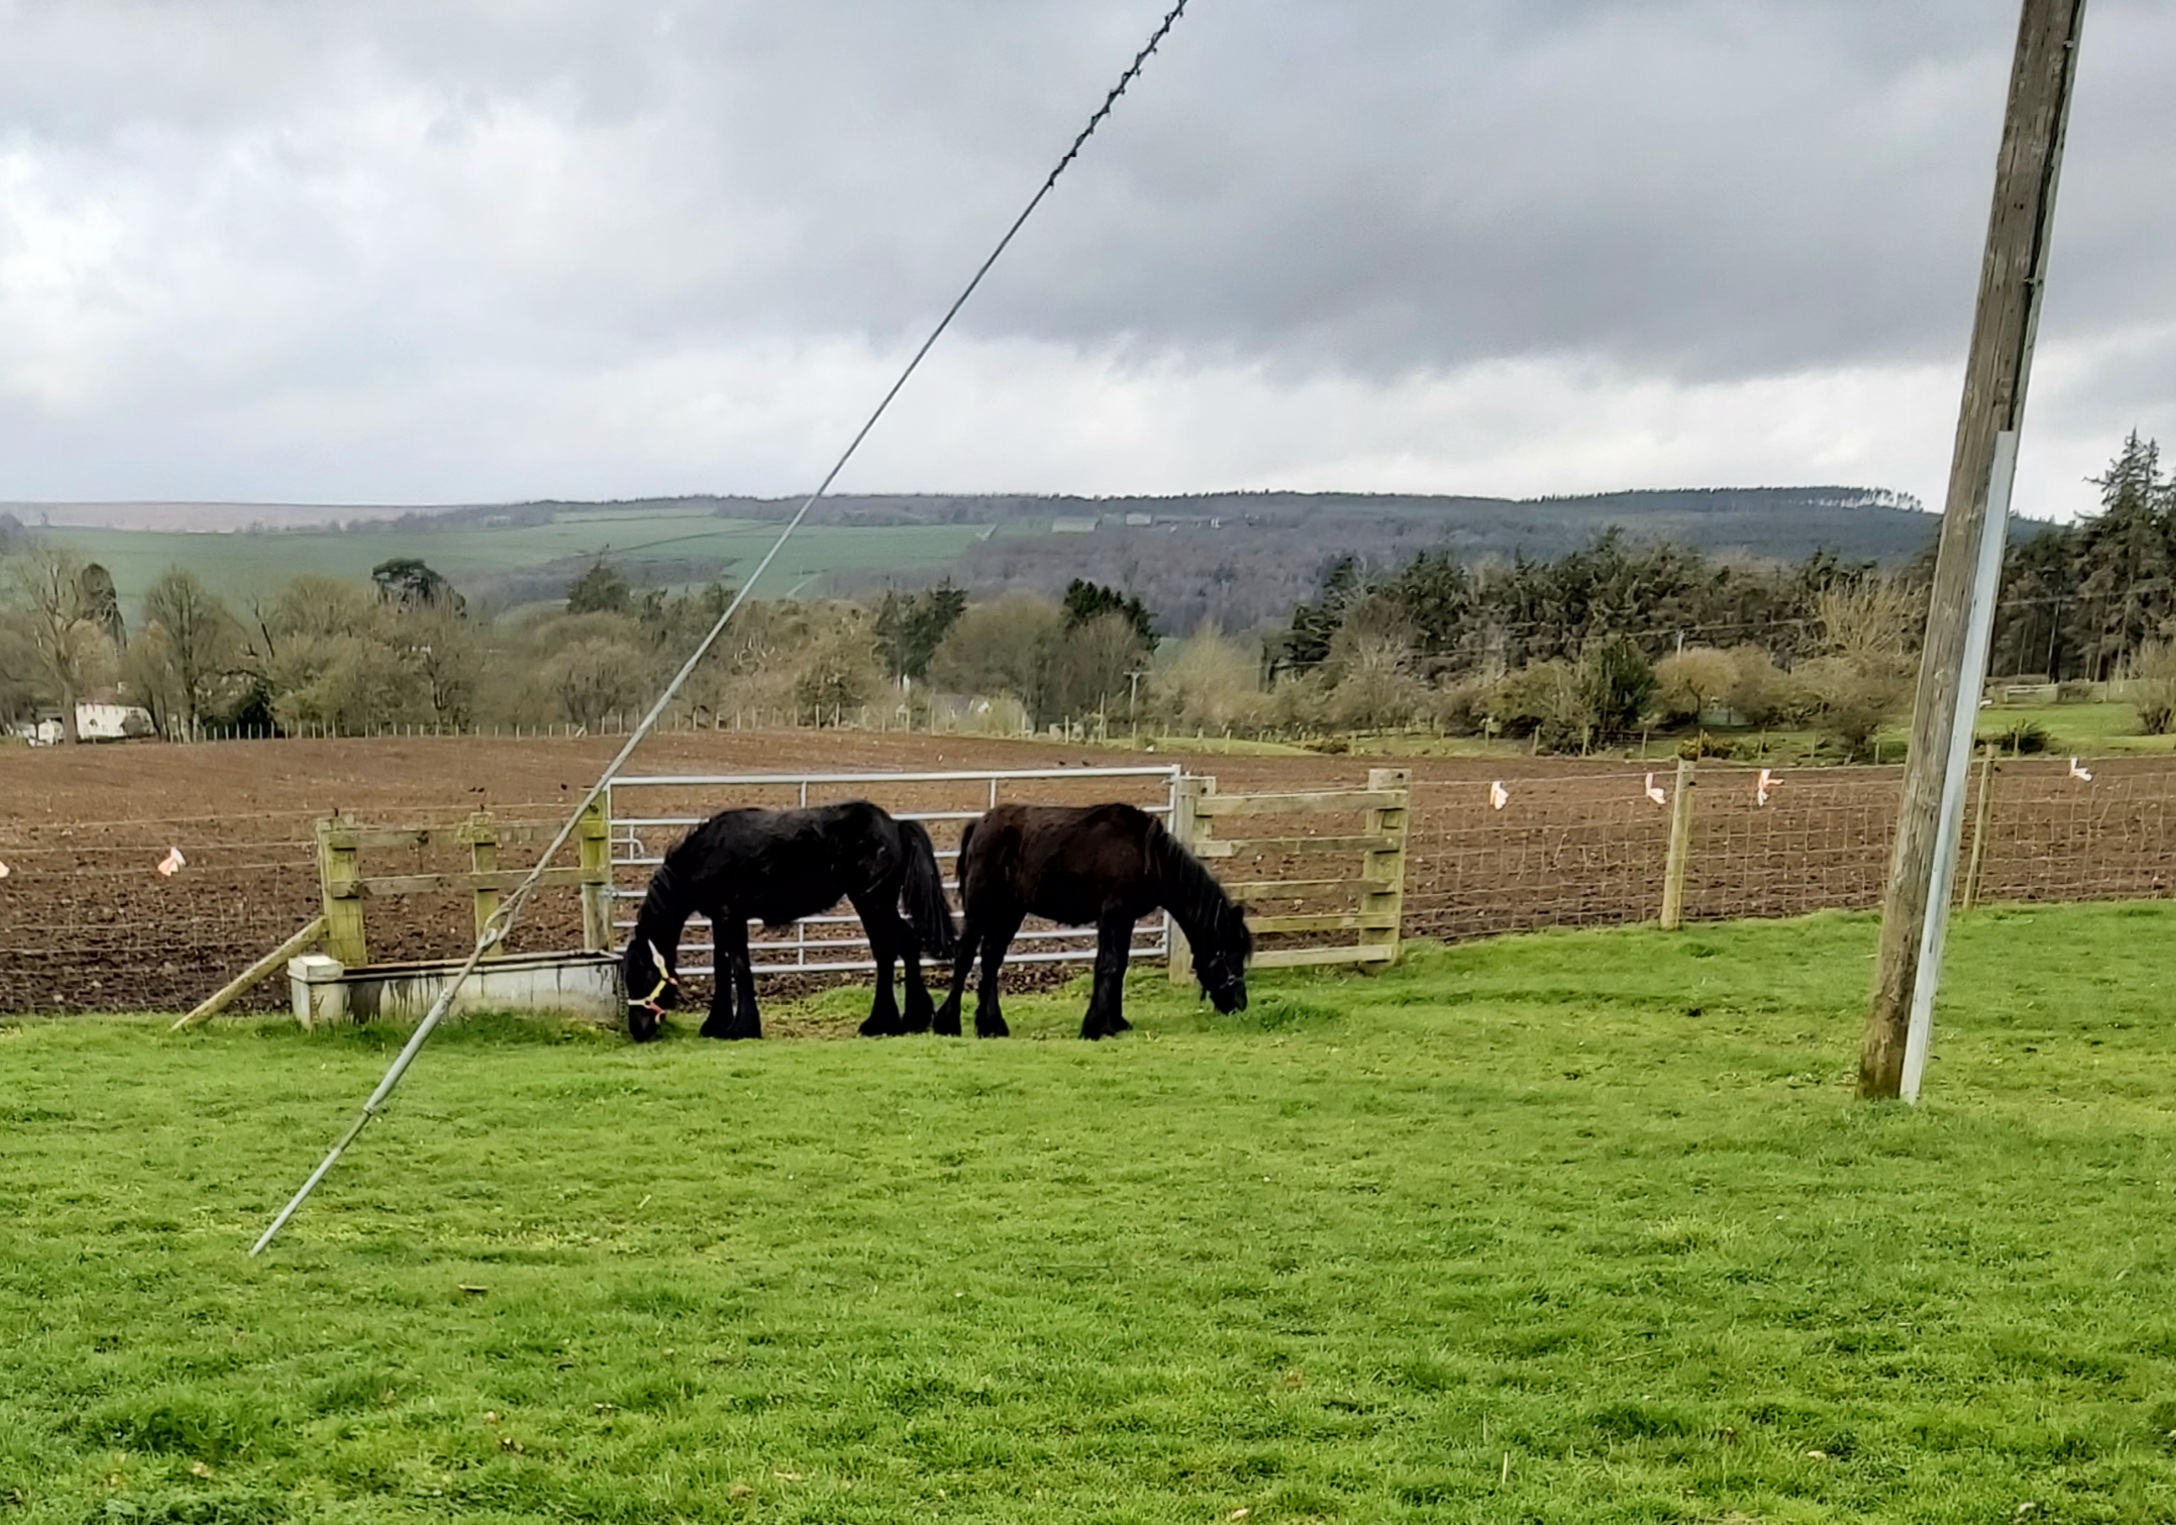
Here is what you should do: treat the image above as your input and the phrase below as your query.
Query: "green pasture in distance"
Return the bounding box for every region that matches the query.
[42,513,995,614]
[1975,701,2174,754]
[8,902,2176,1522]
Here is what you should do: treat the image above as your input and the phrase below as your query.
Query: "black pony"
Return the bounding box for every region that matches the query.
[623,800,955,1041]
[930,802,1252,1040]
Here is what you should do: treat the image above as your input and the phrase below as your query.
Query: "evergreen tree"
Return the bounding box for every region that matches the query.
[566,560,633,616]
[1061,579,1156,647]
[874,583,969,681]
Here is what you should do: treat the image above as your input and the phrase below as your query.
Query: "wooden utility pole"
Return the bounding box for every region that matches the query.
[1860,0,2086,1100]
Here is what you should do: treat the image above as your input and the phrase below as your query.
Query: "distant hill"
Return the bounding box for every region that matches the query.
[387,484,1936,628]
[13,486,1935,630]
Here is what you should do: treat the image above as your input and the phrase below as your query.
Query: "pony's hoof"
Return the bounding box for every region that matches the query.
[975,1014,1010,1039]
[931,1002,963,1037]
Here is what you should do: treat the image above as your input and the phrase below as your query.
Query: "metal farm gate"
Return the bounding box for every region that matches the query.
[605,767,1182,977]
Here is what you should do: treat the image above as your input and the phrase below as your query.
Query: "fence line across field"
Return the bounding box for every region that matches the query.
[4,754,2173,1016]
[605,766,1184,977]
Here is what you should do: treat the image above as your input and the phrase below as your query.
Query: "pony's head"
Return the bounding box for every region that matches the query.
[1191,899,1254,1013]
[623,936,682,1042]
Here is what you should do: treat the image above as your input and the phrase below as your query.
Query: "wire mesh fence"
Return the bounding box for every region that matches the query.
[3,753,2171,1015]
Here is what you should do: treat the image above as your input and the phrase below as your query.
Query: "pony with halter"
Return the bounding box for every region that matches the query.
[929,801,1251,1040]
[623,800,956,1040]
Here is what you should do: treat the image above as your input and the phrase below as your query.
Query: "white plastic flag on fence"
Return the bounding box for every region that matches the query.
[1756,768,1776,807]
[157,846,186,877]
[1644,772,1668,806]
[1489,780,1509,811]
[2069,757,2093,783]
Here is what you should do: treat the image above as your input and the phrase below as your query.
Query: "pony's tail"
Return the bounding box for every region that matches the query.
[900,819,958,958]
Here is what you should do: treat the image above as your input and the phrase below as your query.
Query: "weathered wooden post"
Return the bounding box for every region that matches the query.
[1360,767,1411,965]
[464,811,502,957]
[1660,757,1697,931]
[316,813,367,967]
[579,797,613,954]
[1168,774,1214,983]
[1863,0,2087,1101]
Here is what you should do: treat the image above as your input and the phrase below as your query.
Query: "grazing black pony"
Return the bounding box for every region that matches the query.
[622,800,955,1041]
[930,802,1252,1040]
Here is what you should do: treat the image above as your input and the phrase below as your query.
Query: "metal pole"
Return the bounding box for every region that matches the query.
[1900,433,2018,1101]
[1860,0,2085,1099]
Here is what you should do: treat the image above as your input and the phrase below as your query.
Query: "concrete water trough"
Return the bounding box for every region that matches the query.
[287,951,620,1027]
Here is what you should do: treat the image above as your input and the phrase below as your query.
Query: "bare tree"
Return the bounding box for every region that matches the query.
[1652,647,1739,726]
[542,637,648,730]
[2129,639,2176,735]
[1805,576,1918,759]
[1,544,114,743]
[138,568,243,738]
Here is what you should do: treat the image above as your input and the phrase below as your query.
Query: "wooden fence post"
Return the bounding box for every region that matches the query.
[169,915,327,1030]
[1360,767,1411,965]
[579,797,613,954]
[1168,774,1214,982]
[316,813,368,966]
[1961,747,1998,913]
[464,811,502,956]
[1660,757,1696,931]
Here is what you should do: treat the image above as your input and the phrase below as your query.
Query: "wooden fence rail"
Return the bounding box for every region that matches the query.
[1170,768,1411,976]
[315,803,612,968]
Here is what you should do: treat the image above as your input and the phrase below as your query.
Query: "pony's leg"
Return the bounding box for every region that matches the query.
[899,916,936,1033]
[698,910,739,1039]
[850,890,905,1037]
[974,907,1025,1039]
[1083,909,1137,1040]
[933,908,980,1038]
[717,917,762,1040]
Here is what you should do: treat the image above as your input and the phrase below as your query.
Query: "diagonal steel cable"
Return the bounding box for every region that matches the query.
[249,0,1195,1256]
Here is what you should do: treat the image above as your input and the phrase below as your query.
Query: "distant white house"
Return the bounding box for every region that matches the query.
[20,702,156,745]
[1051,516,1100,534]
[1123,512,1153,527]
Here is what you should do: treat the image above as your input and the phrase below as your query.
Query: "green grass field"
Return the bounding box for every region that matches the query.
[44,513,996,614]
[1973,703,2176,756]
[7,905,2176,1523]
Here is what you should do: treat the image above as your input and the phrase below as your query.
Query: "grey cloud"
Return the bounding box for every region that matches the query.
[0,0,2169,503]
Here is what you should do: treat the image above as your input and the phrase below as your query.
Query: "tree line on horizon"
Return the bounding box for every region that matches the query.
[4,434,2173,753]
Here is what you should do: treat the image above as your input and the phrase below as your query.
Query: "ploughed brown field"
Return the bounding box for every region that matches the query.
[1,731,2167,1015]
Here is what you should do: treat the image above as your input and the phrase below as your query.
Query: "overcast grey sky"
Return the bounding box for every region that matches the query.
[2,0,2169,520]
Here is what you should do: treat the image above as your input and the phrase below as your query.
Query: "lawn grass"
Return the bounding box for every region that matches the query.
[6,904,2176,1522]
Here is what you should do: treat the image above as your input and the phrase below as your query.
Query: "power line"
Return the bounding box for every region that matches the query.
[248,0,1198,1257]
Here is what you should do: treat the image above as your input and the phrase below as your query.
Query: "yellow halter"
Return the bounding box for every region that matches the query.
[630,940,680,1017]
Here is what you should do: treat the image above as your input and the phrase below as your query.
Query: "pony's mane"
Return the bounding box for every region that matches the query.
[1147,816,1237,945]
[635,845,689,935]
